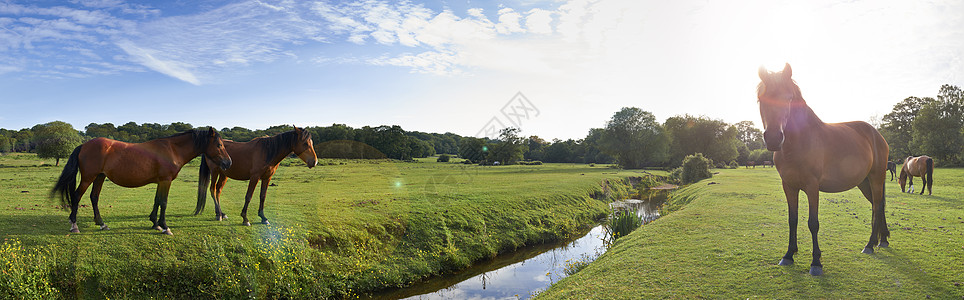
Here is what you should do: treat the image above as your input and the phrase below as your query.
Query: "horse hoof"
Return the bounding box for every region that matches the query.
[243,222,251,226]
[878,241,889,248]
[153,225,163,231]
[100,225,110,230]
[262,220,270,225]
[70,228,80,233]
[862,247,874,254]
[809,266,824,276]
[778,258,794,266]
[162,229,173,236]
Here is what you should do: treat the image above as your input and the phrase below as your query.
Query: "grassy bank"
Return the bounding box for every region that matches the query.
[540,167,964,298]
[0,155,644,298]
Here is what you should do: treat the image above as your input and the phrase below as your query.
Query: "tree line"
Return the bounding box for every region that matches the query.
[3,83,958,168]
[0,122,461,162]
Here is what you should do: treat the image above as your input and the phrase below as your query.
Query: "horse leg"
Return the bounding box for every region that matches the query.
[69,179,94,233]
[240,179,258,226]
[258,177,271,225]
[149,199,161,230]
[212,173,228,221]
[803,187,823,276]
[779,184,800,266]
[920,173,928,195]
[857,179,888,250]
[155,181,173,235]
[90,174,109,230]
[907,176,915,193]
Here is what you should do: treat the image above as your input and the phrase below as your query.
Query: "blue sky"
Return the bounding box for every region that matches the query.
[1,0,962,140]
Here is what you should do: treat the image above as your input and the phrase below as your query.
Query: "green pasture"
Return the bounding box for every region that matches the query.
[541,167,964,299]
[0,154,642,298]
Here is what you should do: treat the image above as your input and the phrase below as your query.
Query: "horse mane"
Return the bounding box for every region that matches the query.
[166,129,218,153]
[258,130,311,164]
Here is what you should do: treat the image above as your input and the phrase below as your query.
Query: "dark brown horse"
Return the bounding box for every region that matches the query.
[887,161,897,181]
[195,126,317,226]
[758,64,890,276]
[51,128,232,235]
[899,155,933,195]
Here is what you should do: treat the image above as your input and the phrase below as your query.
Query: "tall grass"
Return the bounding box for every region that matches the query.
[605,209,643,242]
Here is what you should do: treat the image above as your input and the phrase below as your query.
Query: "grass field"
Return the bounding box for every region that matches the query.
[0,154,643,298]
[540,167,964,299]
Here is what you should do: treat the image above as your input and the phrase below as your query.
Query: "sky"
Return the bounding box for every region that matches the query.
[1,0,962,140]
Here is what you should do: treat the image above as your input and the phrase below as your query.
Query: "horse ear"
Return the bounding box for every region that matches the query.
[758,65,768,81]
[208,127,216,136]
[782,63,792,79]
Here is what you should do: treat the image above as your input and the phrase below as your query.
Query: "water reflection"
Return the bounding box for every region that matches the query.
[370,194,667,300]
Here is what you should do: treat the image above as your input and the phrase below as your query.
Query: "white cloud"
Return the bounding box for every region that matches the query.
[116,40,200,85]
[525,8,553,34]
[496,8,524,34]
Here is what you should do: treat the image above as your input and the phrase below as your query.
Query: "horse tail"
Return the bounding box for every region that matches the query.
[195,154,210,215]
[51,145,83,210]
[925,157,934,192]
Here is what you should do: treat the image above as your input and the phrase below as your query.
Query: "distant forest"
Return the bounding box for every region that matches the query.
[2,84,960,167]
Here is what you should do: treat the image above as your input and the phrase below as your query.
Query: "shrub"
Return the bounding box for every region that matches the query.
[519,160,543,165]
[728,160,739,169]
[437,154,451,162]
[671,153,712,185]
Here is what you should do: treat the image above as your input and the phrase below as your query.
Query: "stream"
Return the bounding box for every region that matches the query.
[368,192,668,300]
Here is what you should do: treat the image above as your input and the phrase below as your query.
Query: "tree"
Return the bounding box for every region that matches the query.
[33,121,83,166]
[879,96,933,160]
[910,90,964,166]
[663,115,739,166]
[733,121,764,150]
[524,135,548,161]
[458,137,487,163]
[489,127,527,165]
[544,139,574,163]
[599,107,668,169]
[582,128,613,164]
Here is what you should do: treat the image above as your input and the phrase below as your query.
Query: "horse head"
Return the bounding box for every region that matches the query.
[292,126,318,168]
[204,127,233,170]
[757,63,803,151]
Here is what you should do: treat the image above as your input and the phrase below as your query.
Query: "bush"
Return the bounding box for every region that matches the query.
[728,160,739,169]
[670,153,713,185]
[437,154,451,162]
[519,160,543,165]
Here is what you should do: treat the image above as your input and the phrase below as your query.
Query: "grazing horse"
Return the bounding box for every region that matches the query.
[746,161,756,168]
[196,126,317,226]
[887,161,897,181]
[758,64,890,276]
[899,155,933,195]
[51,128,232,235]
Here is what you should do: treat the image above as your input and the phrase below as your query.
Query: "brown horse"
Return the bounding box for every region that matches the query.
[195,126,317,226]
[887,161,897,181]
[758,64,890,276]
[899,155,933,195]
[51,128,232,235]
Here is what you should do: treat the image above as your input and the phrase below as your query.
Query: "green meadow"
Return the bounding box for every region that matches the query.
[541,167,964,299]
[0,154,640,298]
[3,152,962,299]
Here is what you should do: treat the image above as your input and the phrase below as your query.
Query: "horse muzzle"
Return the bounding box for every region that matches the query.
[219,159,233,170]
[764,129,784,151]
